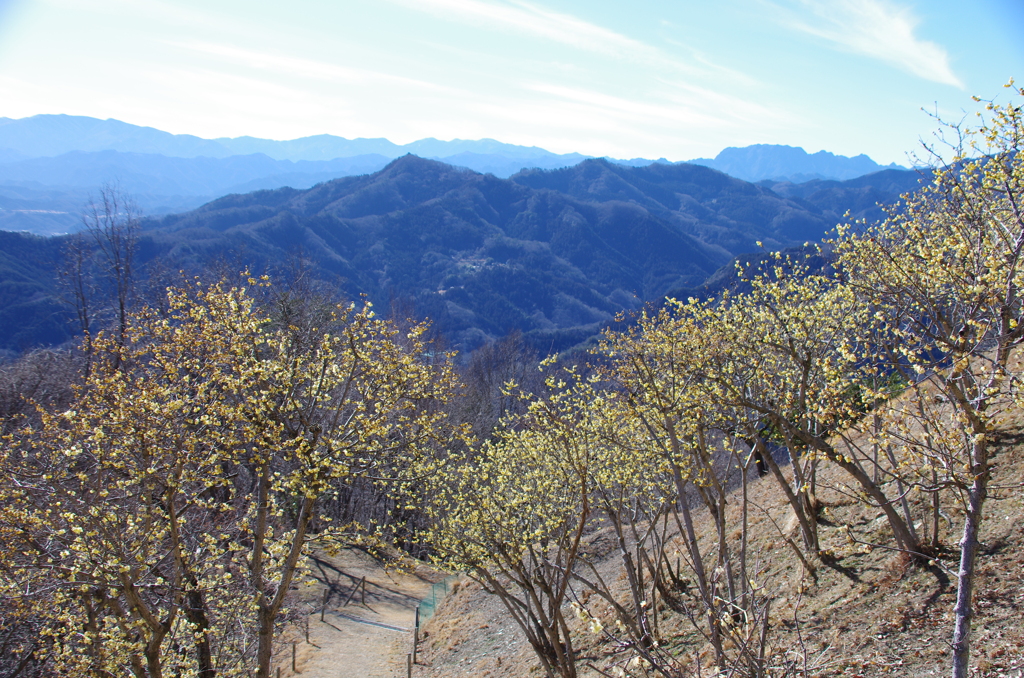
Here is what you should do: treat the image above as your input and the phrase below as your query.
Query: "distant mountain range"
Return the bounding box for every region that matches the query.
[0,114,590,162]
[0,115,906,235]
[0,151,394,234]
[0,115,921,355]
[0,154,924,356]
[689,144,905,183]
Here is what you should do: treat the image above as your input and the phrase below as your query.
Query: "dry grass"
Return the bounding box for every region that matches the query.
[417,406,1024,677]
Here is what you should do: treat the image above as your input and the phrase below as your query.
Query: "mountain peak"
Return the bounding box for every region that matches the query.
[689,143,904,183]
[380,153,474,175]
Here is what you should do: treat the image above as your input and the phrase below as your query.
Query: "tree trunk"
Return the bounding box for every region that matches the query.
[950,439,989,678]
[751,435,819,557]
[256,606,276,678]
[792,424,923,555]
[185,586,214,678]
[256,494,316,678]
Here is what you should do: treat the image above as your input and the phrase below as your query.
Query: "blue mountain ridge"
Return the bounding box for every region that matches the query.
[689,144,905,182]
[0,115,906,236]
[0,114,901,178]
[0,154,923,356]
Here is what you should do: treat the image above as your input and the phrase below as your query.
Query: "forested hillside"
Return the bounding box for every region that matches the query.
[0,114,909,236]
[0,88,1021,678]
[0,156,921,356]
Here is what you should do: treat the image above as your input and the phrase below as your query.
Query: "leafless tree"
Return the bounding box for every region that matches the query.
[83,184,140,352]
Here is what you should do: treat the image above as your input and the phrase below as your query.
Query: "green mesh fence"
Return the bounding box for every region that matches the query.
[417,575,457,623]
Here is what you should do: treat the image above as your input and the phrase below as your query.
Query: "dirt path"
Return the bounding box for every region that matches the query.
[273,549,441,678]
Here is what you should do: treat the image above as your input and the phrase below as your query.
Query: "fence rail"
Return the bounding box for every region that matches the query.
[416,575,457,623]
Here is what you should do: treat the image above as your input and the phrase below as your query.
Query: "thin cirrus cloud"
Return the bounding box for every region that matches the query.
[774,0,963,87]
[525,81,759,132]
[381,0,710,77]
[166,40,464,94]
[655,79,795,128]
[384,0,646,56]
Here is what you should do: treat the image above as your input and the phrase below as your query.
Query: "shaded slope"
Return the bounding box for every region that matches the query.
[762,168,926,225]
[146,156,726,352]
[513,159,833,257]
[1,156,913,355]
[0,232,68,355]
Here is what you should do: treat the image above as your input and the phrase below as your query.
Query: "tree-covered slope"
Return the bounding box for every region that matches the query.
[0,156,916,355]
[0,231,67,355]
[761,168,926,225]
[144,156,728,351]
[513,159,834,257]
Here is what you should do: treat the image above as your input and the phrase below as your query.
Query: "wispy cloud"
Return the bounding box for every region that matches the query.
[772,0,962,87]
[381,0,727,80]
[655,79,795,127]
[384,0,647,58]
[166,41,462,94]
[525,82,721,127]
[38,0,222,29]
[523,81,765,132]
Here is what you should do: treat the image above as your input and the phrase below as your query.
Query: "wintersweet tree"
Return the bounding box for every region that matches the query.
[834,82,1024,678]
[596,305,776,674]
[248,295,463,677]
[560,384,686,676]
[607,265,922,567]
[0,280,271,677]
[425,370,605,678]
[703,265,926,559]
[0,277,463,678]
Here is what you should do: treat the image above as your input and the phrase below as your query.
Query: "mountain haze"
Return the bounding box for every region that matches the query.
[0,116,907,237]
[0,114,588,166]
[0,155,924,356]
[0,150,394,195]
[0,151,394,234]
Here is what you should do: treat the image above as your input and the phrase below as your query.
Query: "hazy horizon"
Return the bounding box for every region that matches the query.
[0,112,907,168]
[1,0,1022,165]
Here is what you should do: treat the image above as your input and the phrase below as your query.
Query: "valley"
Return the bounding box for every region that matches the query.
[0,149,921,357]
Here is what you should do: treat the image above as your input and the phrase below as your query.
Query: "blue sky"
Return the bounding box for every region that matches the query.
[0,0,1020,164]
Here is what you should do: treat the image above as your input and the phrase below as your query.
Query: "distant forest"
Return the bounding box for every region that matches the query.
[0,155,923,358]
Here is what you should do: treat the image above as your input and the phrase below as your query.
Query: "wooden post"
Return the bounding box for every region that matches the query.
[414,607,420,663]
[292,642,298,674]
[276,667,280,678]
[320,588,329,622]
[342,576,364,607]
[407,653,412,678]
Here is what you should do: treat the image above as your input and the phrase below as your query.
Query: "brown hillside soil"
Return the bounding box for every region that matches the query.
[273,548,444,678]
[417,412,1024,677]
